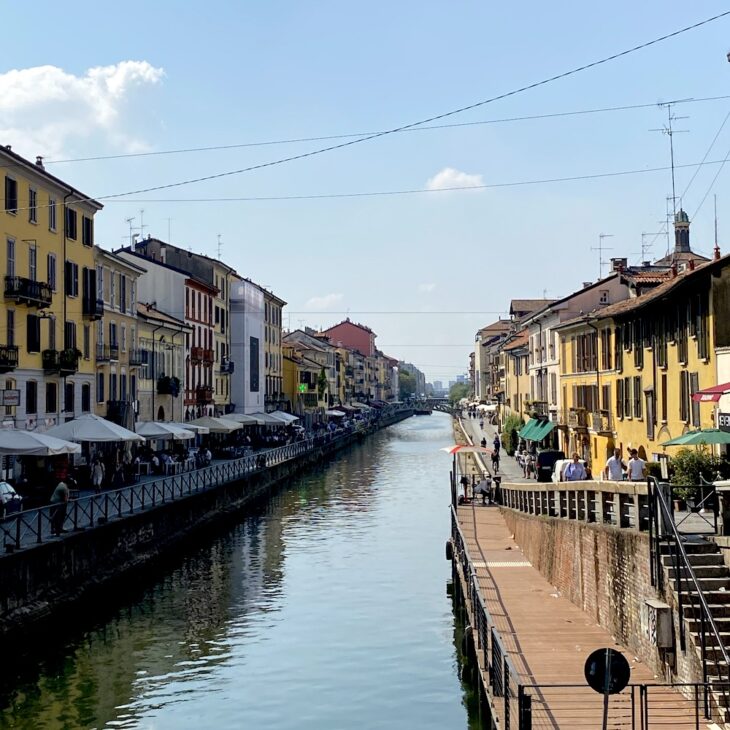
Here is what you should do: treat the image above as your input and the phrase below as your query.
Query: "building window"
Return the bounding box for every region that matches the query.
[65,207,78,240]
[27,314,40,353]
[47,253,56,291]
[679,370,690,422]
[64,321,77,350]
[250,336,259,392]
[633,320,644,369]
[48,318,56,351]
[110,272,116,308]
[48,198,57,231]
[81,383,91,412]
[120,275,126,313]
[6,238,14,278]
[6,310,14,347]
[97,372,105,403]
[64,382,74,413]
[623,377,632,418]
[45,383,57,414]
[65,261,79,297]
[26,381,37,415]
[600,328,612,370]
[4,379,15,417]
[633,376,642,419]
[109,322,118,347]
[83,325,90,359]
[96,265,104,300]
[690,372,701,427]
[121,324,126,352]
[82,216,93,246]
[28,244,37,281]
[28,188,37,223]
[4,177,17,214]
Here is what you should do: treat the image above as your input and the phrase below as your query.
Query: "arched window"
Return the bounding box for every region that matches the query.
[157,405,165,421]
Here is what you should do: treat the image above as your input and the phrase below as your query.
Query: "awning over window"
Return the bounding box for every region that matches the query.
[519,418,538,440]
[692,382,730,402]
[519,417,555,442]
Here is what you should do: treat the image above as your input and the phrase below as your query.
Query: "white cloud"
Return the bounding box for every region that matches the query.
[418,283,436,293]
[305,293,343,310]
[426,167,484,191]
[0,61,165,159]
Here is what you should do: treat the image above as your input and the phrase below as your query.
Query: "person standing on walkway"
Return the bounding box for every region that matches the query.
[627,449,646,481]
[50,478,70,536]
[92,458,105,494]
[563,453,587,482]
[493,435,500,453]
[603,448,626,482]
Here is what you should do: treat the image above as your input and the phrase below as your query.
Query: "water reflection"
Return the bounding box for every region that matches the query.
[1,414,471,730]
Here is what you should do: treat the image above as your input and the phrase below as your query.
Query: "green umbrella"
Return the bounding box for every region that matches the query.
[662,429,730,446]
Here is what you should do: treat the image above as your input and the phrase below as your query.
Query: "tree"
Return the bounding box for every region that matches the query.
[449,382,470,405]
[317,368,328,401]
[399,370,416,399]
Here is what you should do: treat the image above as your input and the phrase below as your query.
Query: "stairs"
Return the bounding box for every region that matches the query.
[662,539,730,718]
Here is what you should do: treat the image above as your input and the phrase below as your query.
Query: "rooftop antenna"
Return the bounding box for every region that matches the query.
[715,194,721,258]
[651,102,689,216]
[638,232,663,262]
[217,234,223,260]
[139,209,147,240]
[167,218,172,243]
[125,217,136,249]
[591,233,614,279]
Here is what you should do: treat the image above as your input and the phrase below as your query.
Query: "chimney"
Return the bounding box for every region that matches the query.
[582,281,592,289]
[689,259,696,271]
[641,261,651,268]
[715,244,722,261]
[610,257,628,272]
[671,262,678,278]
[35,156,44,169]
[4,145,10,151]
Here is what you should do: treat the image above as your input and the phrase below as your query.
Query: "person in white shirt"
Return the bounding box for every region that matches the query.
[604,448,627,481]
[563,453,588,481]
[627,449,646,481]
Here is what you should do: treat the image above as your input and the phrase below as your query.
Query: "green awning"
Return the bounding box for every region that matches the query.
[519,418,538,440]
[530,419,556,442]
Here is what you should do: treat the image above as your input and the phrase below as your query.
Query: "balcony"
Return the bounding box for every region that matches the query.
[43,348,80,376]
[190,346,214,365]
[527,400,549,417]
[590,411,614,434]
[196,385,214,404]
[129,349,146,367]
[567,407,588,429]
[301,392,319,408]
[95,344,119,362]
[157,375,181,397]
[0,345,18,373]
[220,358,234,374]
[5,276,52,308]
[82,296,104,320]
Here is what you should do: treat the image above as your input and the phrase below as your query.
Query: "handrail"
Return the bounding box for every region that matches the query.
[648,476,730,717]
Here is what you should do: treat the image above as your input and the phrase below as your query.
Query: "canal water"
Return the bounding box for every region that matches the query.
[0,413,479,730]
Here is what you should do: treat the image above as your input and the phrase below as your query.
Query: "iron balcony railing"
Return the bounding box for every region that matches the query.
[190,347,214,365]
[0,345,18,373]
[42,348,80,375]
[567,407,588,428]
[4,276,52,308]
[82,297,104,320]
[128,349,146,367]
[590,410,613,433]
[95,344,119,362]
[195,385,214,403]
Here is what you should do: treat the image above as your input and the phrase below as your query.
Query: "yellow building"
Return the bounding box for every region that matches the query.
[282,344,328,419]
[264,290,286,412]
[136,303,189,423]
[502,330,530,424]
[0,146,102,429]
[557,258,724,468]
[93,248,145,429]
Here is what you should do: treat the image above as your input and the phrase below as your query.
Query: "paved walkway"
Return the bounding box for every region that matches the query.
[457,502,705,728]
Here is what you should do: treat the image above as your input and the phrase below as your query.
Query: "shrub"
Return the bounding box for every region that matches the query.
[501,413,524,456]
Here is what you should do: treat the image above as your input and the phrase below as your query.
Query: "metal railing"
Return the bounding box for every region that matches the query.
[648,476,730,720]
[0,407,413,554]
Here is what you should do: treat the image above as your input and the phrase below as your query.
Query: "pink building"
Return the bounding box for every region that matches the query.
[321,319,376,356]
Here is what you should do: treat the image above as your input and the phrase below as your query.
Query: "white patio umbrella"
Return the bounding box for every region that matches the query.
[46,414,145,443]
[136,422,195,440]
[269,410,299,424]
[0,430,81,456]
[221,413,260,425]
[249,412,287,427]
[169,421,209,435]
[187,416,242,433]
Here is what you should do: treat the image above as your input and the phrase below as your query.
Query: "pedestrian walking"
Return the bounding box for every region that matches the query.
[603,448,626,482]
[459,474,470,502]
[562,453,588,482]
[491,450,500,474]
[493,435,501,453]
[627,449,646,481]
[92,458,105,494]
[50,478,70,536]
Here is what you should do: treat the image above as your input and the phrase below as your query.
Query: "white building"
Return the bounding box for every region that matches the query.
[230,278,265,414]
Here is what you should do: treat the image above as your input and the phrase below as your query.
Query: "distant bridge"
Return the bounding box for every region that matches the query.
[413,397,454,415]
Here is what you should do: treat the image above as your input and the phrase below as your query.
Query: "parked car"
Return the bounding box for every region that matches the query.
[551,458,589,483]
[535,450,565,482]
[0,481,22,517]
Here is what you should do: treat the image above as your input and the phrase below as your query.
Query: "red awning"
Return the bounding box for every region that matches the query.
[692,382,730,402]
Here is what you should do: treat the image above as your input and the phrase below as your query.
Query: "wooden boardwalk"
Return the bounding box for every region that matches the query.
[456,503,710,729]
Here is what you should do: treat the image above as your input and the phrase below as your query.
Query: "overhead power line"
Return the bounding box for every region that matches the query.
[99,158,730,204]
[41,10,730,206]
[42,94,730,165]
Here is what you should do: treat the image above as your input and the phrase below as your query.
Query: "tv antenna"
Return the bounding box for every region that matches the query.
[591,233,614,279]
[217,234,223,260]
[139,209,147,240]
[651,102,689,216]
[637,232,663,262]
[125,217,137,249]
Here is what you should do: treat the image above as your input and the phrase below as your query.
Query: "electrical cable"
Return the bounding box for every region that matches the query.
[40,94,730,165]
[27,10,730,206]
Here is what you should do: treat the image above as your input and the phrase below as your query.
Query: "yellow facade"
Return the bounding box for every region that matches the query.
[264,290,286,411]
[211,263,235,416]
[558,265,719,469]
[0,147,102,429]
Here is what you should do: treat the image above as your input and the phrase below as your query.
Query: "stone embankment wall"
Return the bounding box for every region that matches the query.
[500,509,701,685]
[0,412,411,639]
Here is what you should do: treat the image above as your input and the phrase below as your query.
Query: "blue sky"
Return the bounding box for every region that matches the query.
[3,1,730,382]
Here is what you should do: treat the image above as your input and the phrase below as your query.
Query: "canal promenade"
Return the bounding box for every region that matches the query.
[451,416,705,728]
